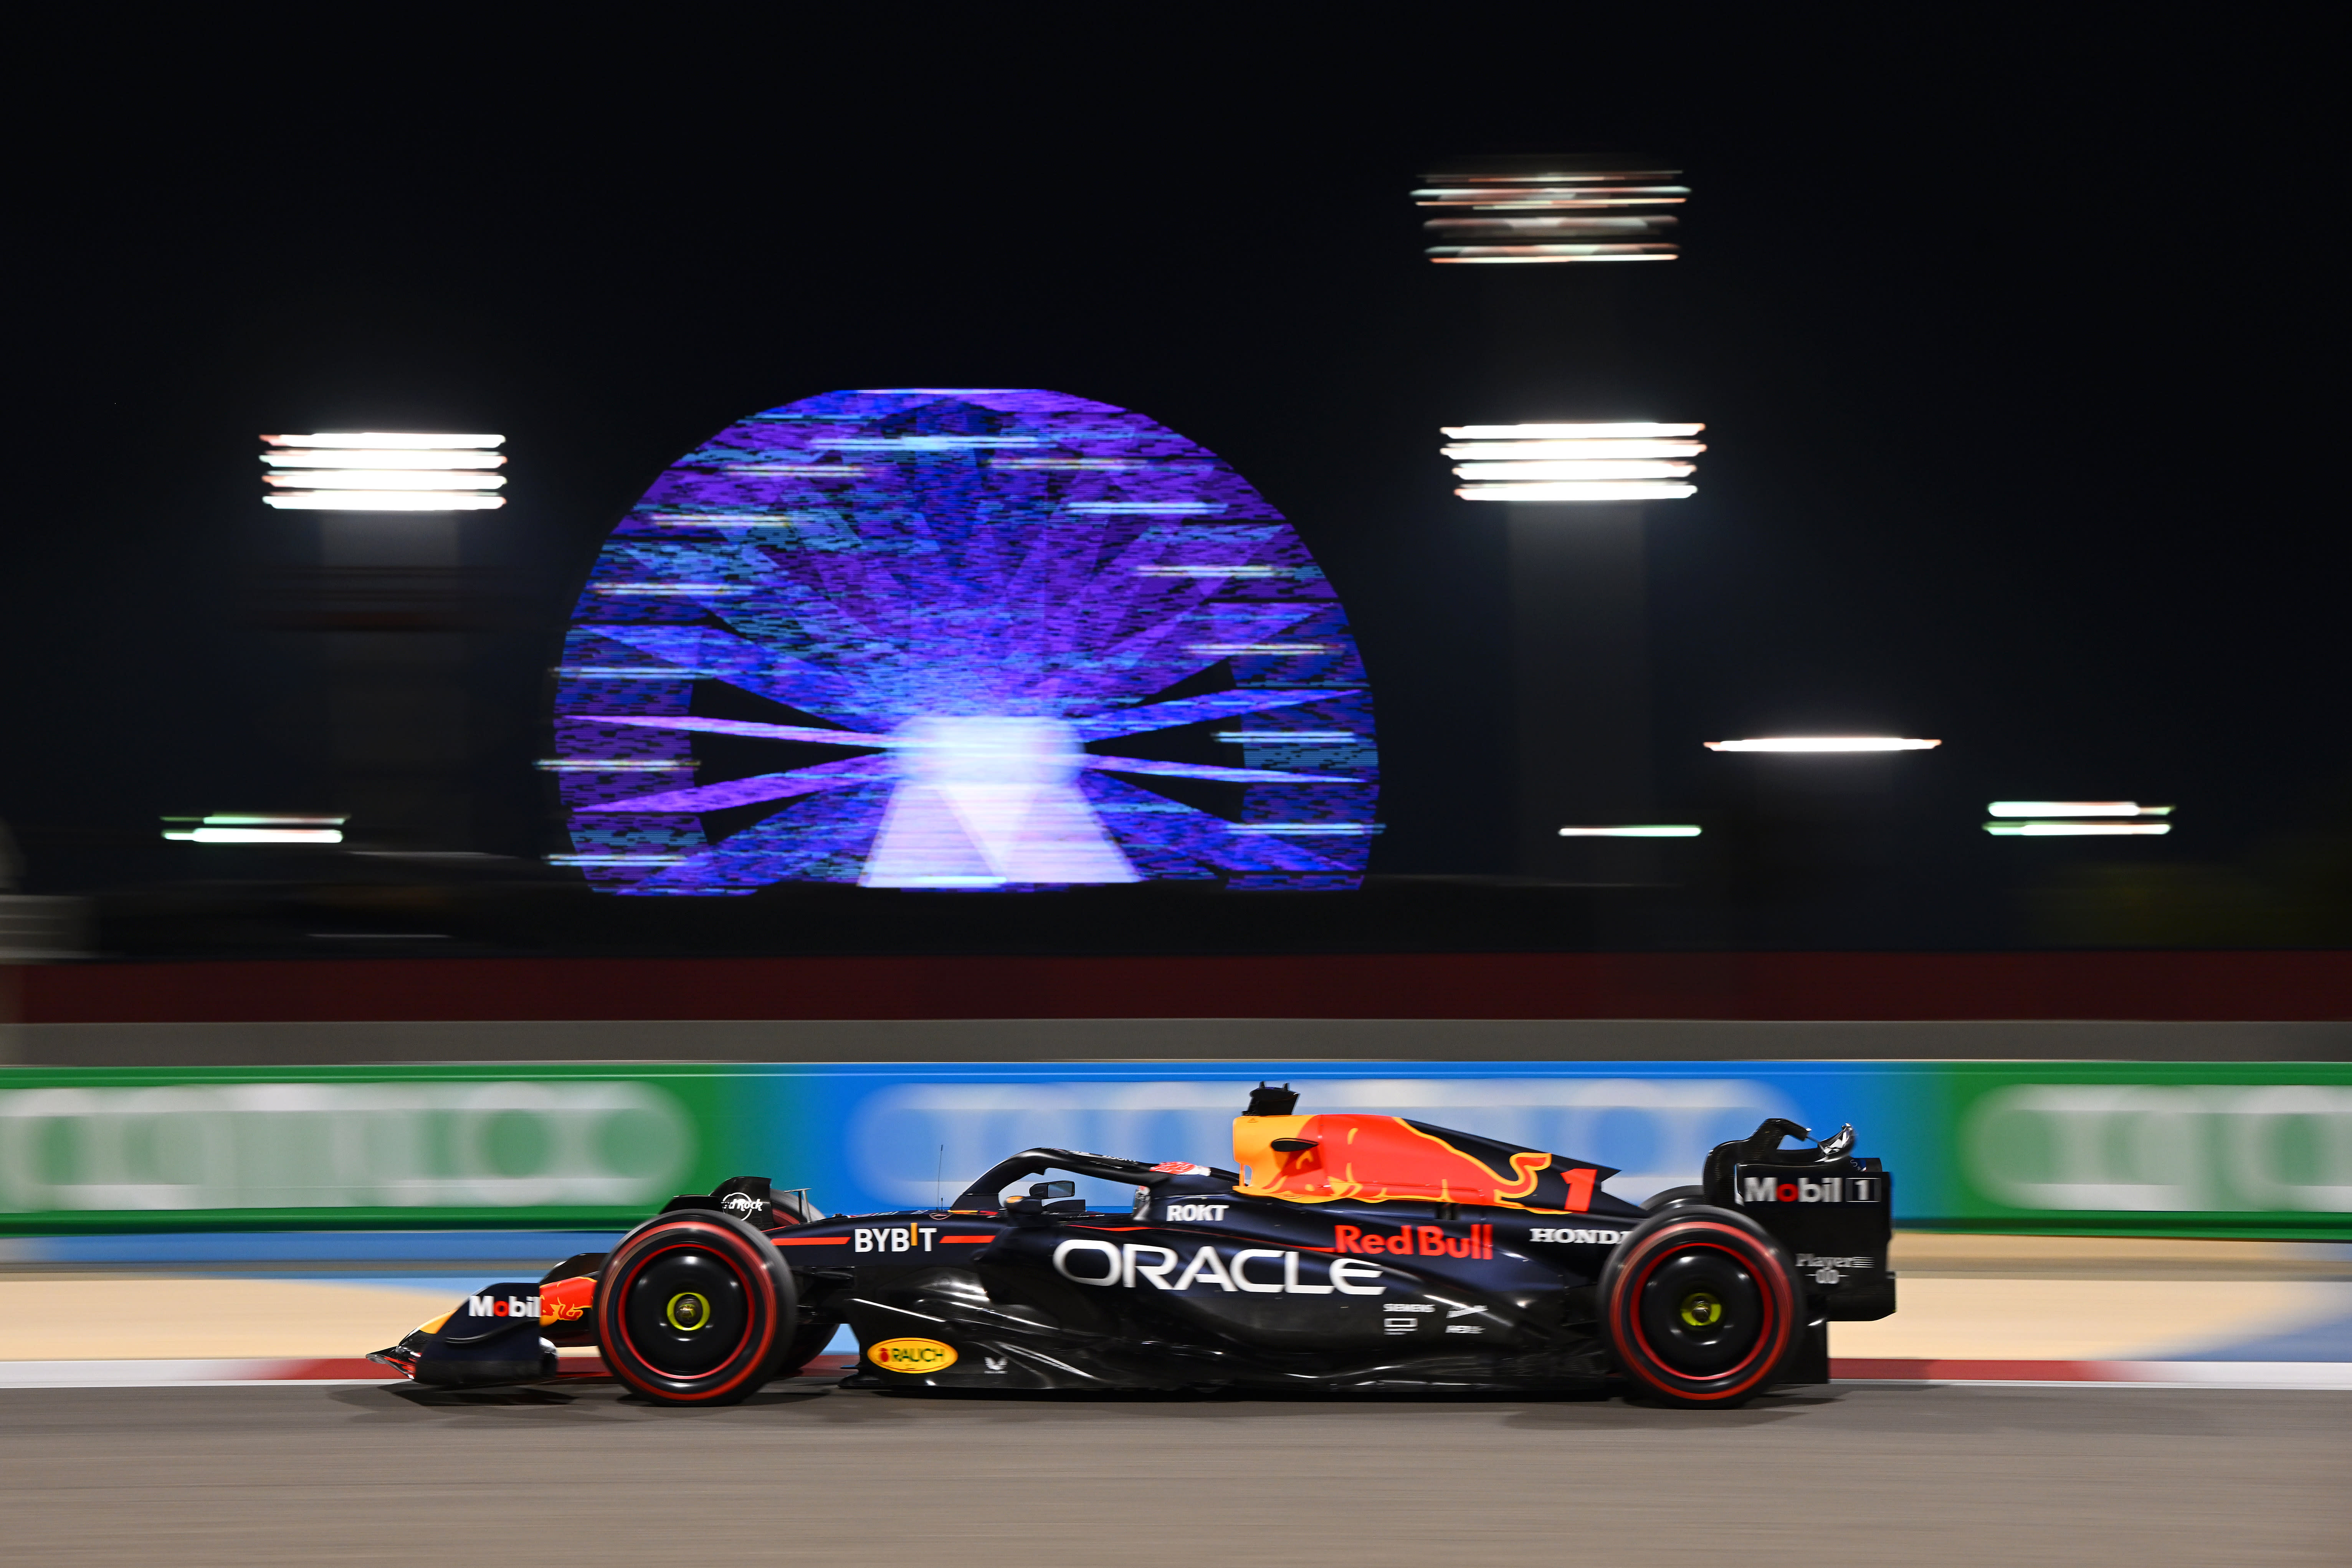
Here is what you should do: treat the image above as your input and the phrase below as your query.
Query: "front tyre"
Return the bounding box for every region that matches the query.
[596,1213,796,1406]
[1602,1206,1797,1408]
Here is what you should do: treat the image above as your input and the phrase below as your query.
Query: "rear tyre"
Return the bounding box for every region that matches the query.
[1602,1205,1797,1408]
[595,1213,797,1406]
[1642,1185,1708,1214]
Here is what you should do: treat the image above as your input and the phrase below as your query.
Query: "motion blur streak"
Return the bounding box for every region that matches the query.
[1987,802,2170,816]
[1458,481,1697,501]
[261,433,502,449]
[161,814,345,844]
[1559,825,1702,837]
[1707,737,1942,753]
[0,1080,693,1211]
[1442,424,1705,440]
[1414,163,1688,263]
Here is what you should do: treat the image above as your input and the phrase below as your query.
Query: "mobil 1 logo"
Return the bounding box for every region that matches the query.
[1734,1170,1886,1205]
[1731,1163,1893,1301]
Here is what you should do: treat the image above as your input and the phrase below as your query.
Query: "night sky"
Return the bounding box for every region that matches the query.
[4,13,2338,950]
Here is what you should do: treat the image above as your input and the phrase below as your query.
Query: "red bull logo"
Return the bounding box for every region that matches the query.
[539,1275,593,1325]
[1233,1114,1601,1212]
[1332,1223,1494,1258]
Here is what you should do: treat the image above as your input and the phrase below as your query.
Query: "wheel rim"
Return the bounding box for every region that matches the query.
[618,1246,750,1378]
[1633,1244,1767,1378]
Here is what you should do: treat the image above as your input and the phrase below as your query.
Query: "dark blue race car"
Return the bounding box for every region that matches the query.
[374,1084,1895,1408]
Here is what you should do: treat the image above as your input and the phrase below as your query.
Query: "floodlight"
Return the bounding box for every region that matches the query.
[1445,424,1703,440]
[1706,737,1941,753]
[1986,801,2170,817]
[1558,825,1701,838]
[1983,801,2175,837]
[266,471,507,491]
[1444,423,1706,503]
[264,492,506,511]
[261,433,507,511]
[1413,161,1688,263]
[162,813,345,844]
[264,433,500,449]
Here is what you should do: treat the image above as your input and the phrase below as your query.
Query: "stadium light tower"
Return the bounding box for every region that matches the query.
[261,431,506,851]
[1443,421,1703,881]
[1421,157,1697,883]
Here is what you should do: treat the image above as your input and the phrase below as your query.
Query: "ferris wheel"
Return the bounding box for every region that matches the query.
[550,388,1378,893]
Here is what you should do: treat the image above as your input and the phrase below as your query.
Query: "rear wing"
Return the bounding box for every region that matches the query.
[1704,1118,1895,1321]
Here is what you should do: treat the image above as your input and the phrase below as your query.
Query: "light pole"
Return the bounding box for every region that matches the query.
[1444,423,1703,881]
[260,431,506,850]
[1416,156,1699,884]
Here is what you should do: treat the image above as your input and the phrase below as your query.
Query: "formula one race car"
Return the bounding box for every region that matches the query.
[373,1085,1895,1408]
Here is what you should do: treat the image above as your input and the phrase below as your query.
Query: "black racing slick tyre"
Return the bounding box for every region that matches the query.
[1602,1205,1798,1408]
[595,1212,797,1406]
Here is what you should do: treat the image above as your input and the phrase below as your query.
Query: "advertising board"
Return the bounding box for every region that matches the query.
[0,1065,754,1234]
[0,1060,2344,1239]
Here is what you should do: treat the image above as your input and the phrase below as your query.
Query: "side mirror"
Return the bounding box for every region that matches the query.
[1010,1179,1084,1217]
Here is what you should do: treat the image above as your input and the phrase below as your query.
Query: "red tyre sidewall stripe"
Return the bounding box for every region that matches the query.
[1612,1221,1793,1403]
[604,1221,780,1402]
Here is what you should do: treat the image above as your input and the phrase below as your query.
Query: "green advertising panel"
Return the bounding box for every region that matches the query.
[0,1064,767,1233]
[1932,1061,2352,1239]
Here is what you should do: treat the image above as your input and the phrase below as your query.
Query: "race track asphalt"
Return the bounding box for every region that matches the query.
[0,1378,2344,1566]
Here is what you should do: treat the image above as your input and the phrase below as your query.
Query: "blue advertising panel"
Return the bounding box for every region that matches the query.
[755,1061,1944,1221]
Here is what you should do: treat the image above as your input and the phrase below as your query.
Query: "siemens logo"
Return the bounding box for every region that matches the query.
[1740,1175,1882,1204]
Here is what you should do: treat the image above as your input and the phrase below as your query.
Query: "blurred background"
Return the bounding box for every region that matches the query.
[1,11,2342,958]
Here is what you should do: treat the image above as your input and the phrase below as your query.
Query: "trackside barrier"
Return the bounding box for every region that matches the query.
[0,1061,2345,1239]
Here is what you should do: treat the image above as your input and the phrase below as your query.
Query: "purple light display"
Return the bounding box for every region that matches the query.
[552,389,1378,893]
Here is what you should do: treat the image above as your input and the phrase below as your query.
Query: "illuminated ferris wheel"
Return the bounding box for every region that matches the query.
[549,388,1378,893]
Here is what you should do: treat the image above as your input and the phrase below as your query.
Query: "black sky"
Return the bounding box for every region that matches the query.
[3,10,2339,946]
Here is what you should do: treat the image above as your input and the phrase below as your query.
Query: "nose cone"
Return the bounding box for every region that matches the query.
[892,716,1085,786]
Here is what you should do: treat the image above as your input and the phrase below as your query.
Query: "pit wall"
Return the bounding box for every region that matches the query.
[2,1059,2345,1241]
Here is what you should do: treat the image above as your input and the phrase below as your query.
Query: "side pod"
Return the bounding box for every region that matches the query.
[369,1281,557,1388]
